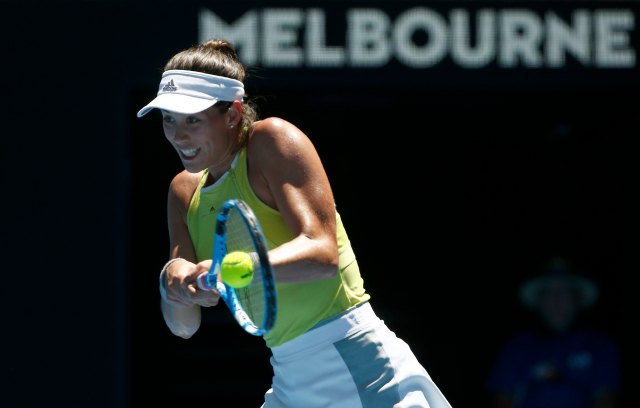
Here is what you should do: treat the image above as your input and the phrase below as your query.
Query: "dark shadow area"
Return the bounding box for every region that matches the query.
[130,84,637,407]
[1,1,637,407]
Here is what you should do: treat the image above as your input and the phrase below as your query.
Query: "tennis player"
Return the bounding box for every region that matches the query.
[138,38,452,408]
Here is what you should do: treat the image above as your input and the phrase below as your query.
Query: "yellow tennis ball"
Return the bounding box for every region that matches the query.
[220,251,254,288]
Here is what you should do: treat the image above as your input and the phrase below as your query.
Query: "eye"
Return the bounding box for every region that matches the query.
[186,116,200,124]
[162,115,175,124]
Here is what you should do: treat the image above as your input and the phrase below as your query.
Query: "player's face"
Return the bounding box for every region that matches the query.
[161,105,234,174]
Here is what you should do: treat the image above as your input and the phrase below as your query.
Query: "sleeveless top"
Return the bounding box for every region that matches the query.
[187,148,370,347]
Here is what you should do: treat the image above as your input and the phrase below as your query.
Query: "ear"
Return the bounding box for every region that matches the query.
[227,100,243,128]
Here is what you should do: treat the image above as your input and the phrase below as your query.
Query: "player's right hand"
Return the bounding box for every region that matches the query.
[164,259,221,307]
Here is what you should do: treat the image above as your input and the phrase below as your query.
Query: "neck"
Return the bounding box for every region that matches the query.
[207,127,247,183]
[206,148,239,185]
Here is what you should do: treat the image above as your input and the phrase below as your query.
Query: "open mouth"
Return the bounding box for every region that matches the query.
[179,147,201,159]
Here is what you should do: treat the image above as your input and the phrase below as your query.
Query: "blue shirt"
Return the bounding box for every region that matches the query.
[486,327,621,408]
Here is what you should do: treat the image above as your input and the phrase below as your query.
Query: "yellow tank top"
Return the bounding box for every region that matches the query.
[187,148,370,347]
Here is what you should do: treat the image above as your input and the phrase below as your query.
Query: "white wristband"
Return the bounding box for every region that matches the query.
[159,258,184,302]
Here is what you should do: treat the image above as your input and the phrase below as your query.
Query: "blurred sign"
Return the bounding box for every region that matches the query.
[197,2,638,89]
[200,7,635,69]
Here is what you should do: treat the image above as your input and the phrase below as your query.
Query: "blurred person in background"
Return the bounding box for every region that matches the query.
[485,257,621,408]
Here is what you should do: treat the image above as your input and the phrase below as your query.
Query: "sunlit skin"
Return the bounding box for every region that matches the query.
[161,104,239,180]
[159,103,244,333]
[159,101,340,339]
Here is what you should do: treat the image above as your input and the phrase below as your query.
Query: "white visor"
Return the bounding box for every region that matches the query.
[137,70,245,117]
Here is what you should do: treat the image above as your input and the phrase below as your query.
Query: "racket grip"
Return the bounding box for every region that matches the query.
[197,272,213,291]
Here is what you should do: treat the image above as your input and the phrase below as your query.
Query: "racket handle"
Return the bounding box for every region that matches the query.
[197,272,213,291]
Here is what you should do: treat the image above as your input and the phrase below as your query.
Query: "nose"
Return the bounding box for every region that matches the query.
[172,122,190,142]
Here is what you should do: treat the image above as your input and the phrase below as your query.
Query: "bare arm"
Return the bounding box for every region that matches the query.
[160,171,220,339]
[247,118,339,283]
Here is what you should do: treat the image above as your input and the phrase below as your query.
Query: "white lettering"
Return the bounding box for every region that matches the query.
[347,9,391,67]
[450,9,496,68]
[500,10,543,67]
[306,9,345,67]
[198,9,258,65]
[546,11,591,67]
[197,7,637,69]
[595,10,636,67]
[262,9,304,67]
[393,8,447,68]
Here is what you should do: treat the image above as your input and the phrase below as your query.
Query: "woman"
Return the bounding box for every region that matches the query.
[137,38,452,408]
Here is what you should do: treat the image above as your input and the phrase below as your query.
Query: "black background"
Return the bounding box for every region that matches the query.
[2,1,638,407]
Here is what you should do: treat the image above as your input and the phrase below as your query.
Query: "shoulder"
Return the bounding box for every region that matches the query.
[252,116,303,136]
[249,117,311,153]
[168,170,204,208]
[243,117,325,208]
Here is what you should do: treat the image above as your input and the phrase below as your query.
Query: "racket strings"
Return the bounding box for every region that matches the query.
[225,208,266,327]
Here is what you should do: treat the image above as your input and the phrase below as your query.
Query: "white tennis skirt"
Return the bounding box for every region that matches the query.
[261,302,452,408]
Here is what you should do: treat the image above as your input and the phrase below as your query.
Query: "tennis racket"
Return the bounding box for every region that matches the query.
[197,199,277,336]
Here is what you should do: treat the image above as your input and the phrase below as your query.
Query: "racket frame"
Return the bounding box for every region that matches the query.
[198,199,277,336]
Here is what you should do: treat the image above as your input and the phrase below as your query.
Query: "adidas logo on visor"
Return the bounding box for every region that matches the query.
[162,79,178,92]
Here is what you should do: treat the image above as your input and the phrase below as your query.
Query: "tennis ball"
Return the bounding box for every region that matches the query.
[220,251,254,288]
